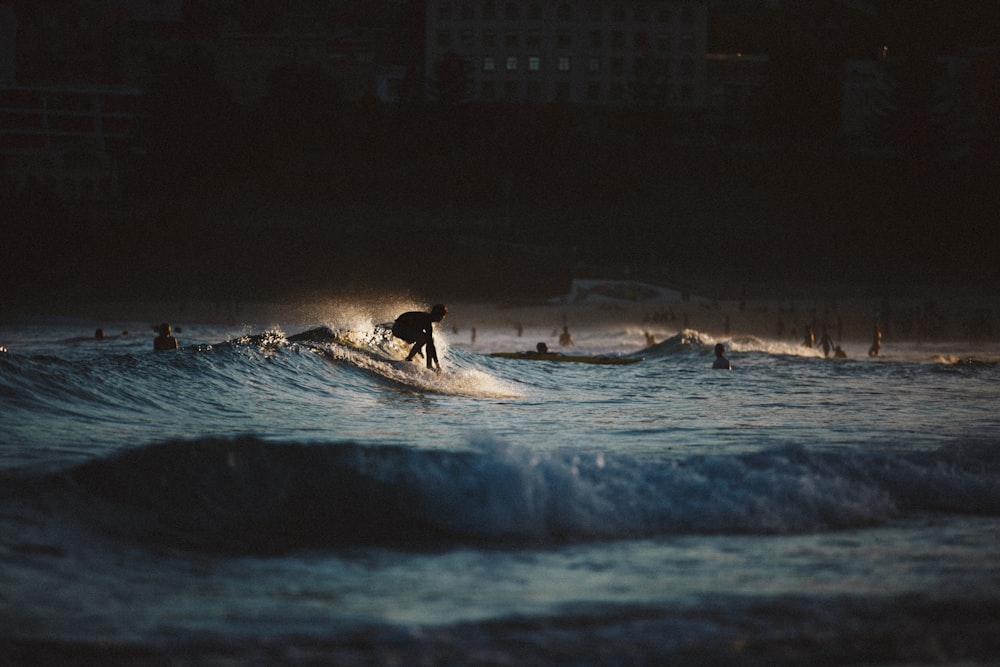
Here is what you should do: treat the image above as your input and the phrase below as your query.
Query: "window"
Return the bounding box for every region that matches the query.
[505,2,518,20]
[482,80,496,99]
[437,30,451,48]
[483,56,496,71]
[526,30,541,47]
[483,29,497,47]
[657,7,671,23]
[483,1,496,19]
[504,81,518,100]
[612,31,625,49]
[461,30,475,47]
[635,32,649,49]
[588,57,600,73]
[529,56,541,71]
[557,3,572,20]
[506,31,519,48]
[527,2,541,19]
[612,3,625,21]
[558,56,571,72]
[557,32,572,49]
[460,2,474,19]
[506,56,518,71]
[438,2,451,20]
[589,31,602,49]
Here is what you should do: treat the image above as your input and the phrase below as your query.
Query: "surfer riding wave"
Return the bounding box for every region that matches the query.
[391,304,448,371]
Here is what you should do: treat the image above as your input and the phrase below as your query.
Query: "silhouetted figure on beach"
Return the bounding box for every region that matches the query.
[869,326,882,357]
[153,323,179,351]
[712,343,732,370]
[94,328,105,340]
[392,304,448,371]
[803,326,815,348]
[834,345,847,359]
[559,326,574,347]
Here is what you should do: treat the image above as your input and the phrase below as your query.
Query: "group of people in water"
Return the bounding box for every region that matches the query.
[800,323,882,358]
[801,325,848,359]
[90,322,179,351]
[142,302,886,372]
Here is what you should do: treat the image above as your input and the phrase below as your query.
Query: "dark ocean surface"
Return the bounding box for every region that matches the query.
[2,302,999,665]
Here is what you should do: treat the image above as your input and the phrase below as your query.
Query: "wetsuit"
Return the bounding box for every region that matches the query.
[392,311,439,369]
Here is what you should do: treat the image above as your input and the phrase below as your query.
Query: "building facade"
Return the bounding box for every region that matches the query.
[425,0,707,108]
[0,85,141,200]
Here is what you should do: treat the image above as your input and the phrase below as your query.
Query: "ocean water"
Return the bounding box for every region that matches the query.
[2,301,999,665]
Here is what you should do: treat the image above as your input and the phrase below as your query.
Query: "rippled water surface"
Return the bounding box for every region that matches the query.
[2,314,999,664]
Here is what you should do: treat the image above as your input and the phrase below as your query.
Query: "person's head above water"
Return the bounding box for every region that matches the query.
[431,304,448,321]
[714,343,726,357]
[536,341,548,353]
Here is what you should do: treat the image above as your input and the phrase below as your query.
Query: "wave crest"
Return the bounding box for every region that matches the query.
[6,437,997,555]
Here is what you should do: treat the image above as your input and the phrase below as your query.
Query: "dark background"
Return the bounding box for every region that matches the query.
[2,0,998,307]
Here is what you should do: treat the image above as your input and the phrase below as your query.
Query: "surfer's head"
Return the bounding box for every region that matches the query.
[714,343,726,357]
[431,304,448,321]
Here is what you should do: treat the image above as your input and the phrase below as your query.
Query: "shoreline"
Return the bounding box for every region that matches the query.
[3,278,996,348]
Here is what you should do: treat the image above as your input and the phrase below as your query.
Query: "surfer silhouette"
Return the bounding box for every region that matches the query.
[712,343,731,369]
[153,322,179,351]
[392,304,448,371]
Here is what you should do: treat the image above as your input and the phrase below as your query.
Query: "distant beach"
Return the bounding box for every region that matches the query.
[5,279,996,360]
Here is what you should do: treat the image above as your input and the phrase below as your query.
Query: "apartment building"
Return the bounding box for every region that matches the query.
[425,0,707,108]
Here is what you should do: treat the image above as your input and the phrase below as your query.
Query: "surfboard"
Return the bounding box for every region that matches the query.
[489,352,643,365]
